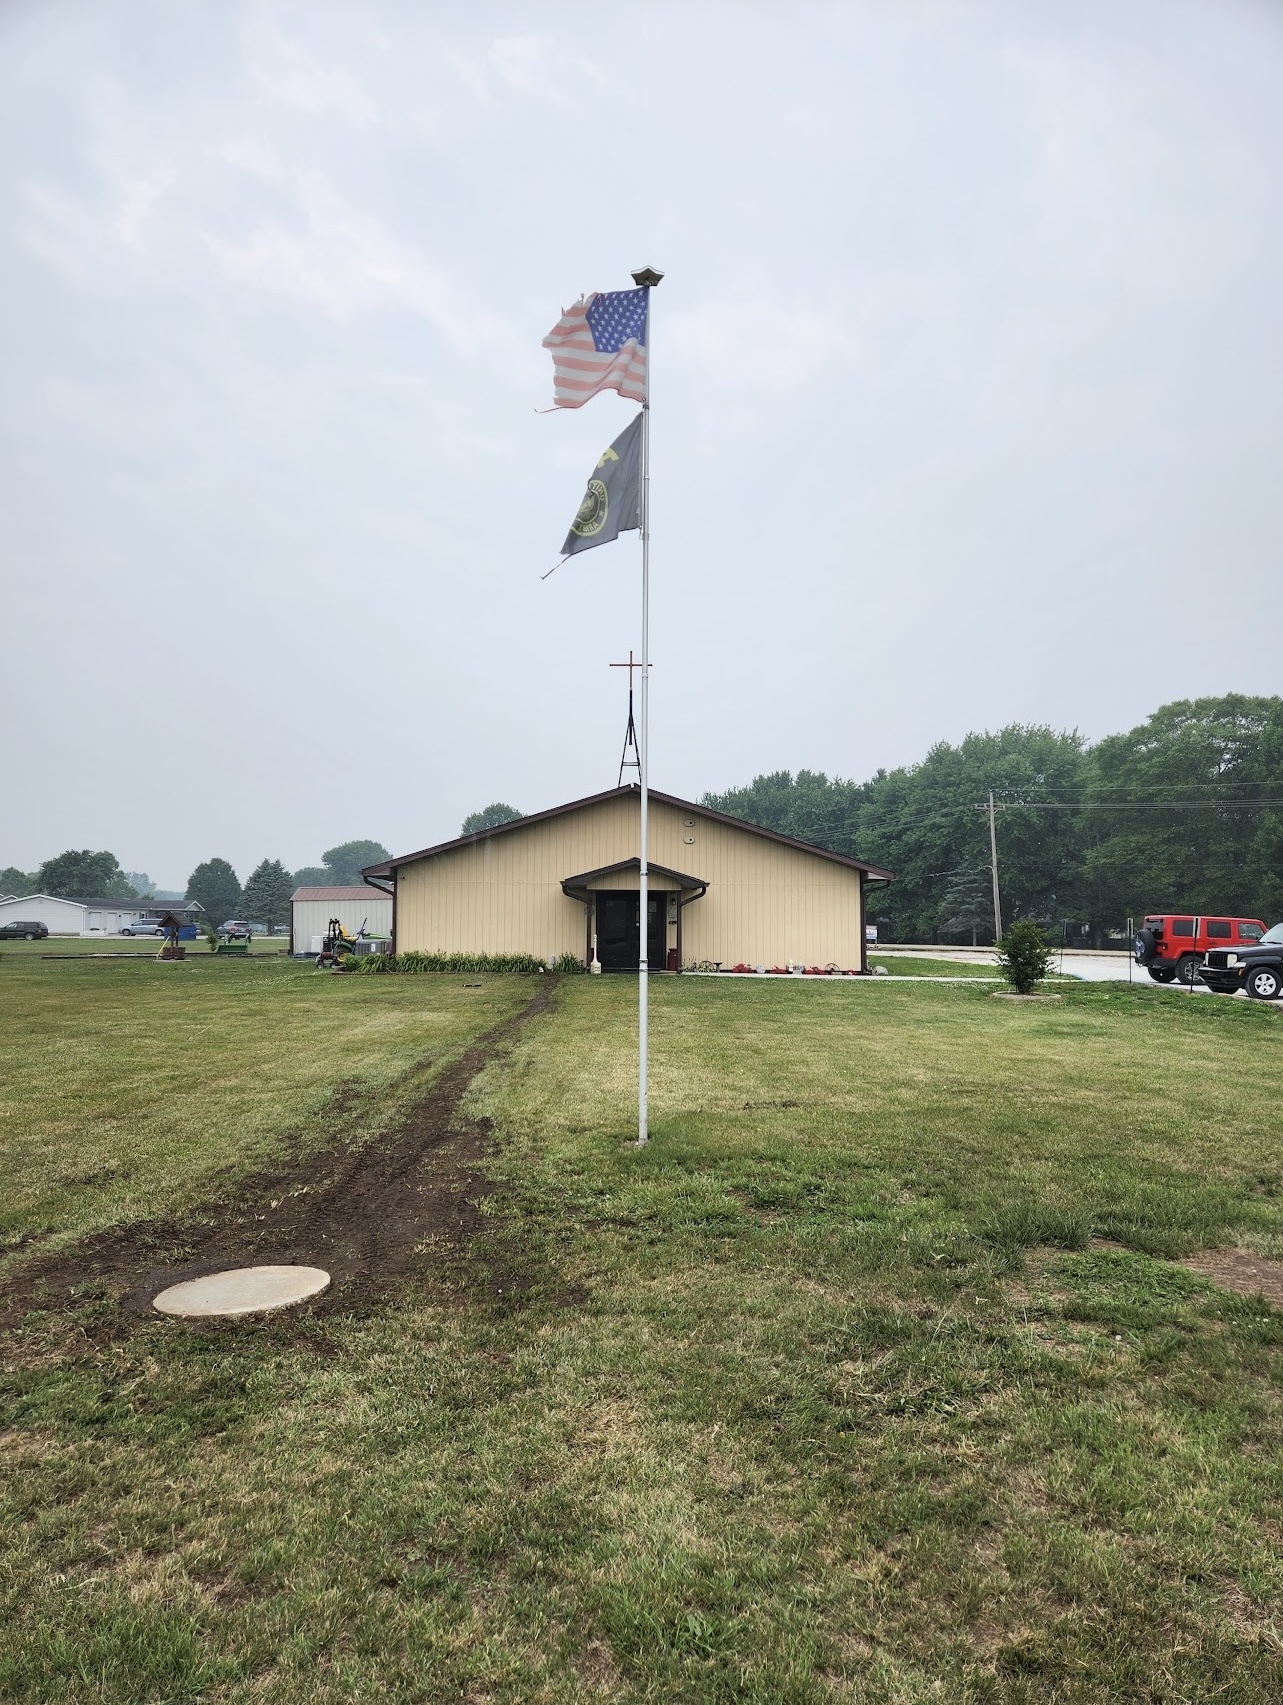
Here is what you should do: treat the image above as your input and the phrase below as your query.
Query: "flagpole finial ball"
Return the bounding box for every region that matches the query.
[631,266,664,288]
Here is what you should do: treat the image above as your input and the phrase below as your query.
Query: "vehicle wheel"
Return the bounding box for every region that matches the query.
[1134,927,1158,965]
[1245,965,1282,1001]
[1148,966,1175,984]
[1175,954,1201,985]
[24,932,35,941]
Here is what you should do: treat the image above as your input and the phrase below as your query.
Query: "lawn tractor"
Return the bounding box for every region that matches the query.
[316,917,366,969]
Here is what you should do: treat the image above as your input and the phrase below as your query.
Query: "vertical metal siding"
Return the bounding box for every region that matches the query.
[291,896,393,952]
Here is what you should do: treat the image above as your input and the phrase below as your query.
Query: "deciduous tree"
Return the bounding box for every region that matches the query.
[321,840,391,884]
[461,804,521,836]
[37,850,137,899]
[1081,695,1283,925]
[705,696,1283,940]
[705,727,1088,943]
[185,858,242,924]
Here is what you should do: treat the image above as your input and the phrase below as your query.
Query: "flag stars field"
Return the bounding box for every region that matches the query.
[542,286,650,407]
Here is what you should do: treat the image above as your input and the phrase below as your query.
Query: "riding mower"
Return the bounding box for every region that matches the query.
[316,916,366,969]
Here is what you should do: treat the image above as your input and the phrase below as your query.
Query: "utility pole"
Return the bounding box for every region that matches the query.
[988,791,1003,946]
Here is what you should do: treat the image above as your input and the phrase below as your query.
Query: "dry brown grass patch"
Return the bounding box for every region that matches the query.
[1180,1248,1283,1307]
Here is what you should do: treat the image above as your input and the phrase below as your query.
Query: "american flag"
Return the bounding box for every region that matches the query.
[542,287,649,408]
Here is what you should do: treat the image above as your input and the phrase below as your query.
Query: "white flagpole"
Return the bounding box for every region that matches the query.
[632,265,662,1147]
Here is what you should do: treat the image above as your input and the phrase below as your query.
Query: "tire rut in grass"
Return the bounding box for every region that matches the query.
[3,978,558,1331]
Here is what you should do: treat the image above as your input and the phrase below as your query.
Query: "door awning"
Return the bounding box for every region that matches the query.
[561,858,708,904]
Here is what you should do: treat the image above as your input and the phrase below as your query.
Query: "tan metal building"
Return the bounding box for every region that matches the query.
[363,786,892,971]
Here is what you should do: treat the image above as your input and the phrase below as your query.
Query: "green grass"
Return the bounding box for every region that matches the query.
[866,954,1003,978]
[3,969,1283,1701]
[0,955,531,1262]
[0,935,288,957]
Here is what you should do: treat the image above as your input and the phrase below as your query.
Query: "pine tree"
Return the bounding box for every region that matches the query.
[938,868,994,946]
[241,860,294,933]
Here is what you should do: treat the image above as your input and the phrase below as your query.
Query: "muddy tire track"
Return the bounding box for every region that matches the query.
[3,978,558,1331]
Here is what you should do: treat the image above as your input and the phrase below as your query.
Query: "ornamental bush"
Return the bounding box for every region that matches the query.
[997,920,1053,995]
[344,950,550,975]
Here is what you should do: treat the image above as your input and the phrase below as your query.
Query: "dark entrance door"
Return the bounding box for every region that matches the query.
[595,891,666,972]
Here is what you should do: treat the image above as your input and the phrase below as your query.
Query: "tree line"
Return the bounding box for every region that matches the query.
[702,695,1283,944]
[9,697,1279,946]
[0,839,392,933]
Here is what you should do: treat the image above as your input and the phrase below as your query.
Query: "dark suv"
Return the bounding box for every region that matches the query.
[1199,923,1283,1000]
[0,920,49,940]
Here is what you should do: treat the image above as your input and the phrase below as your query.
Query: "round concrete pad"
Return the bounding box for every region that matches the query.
[153,1265,330,1318]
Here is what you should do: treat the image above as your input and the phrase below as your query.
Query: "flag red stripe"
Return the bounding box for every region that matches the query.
[555,370,645,392]
[543,295,647,408]
[554,346,644,374]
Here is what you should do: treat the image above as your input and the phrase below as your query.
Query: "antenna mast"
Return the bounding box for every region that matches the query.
[609,650,648,787]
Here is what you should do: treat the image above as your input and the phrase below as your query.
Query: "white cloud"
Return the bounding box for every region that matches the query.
[488,34,603,103]
[23,114,513,355]
[241,13,377,127]
[203,161,511,349]
[668,300,862,394]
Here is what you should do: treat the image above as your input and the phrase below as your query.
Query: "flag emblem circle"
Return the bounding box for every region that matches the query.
[572,479,609,537]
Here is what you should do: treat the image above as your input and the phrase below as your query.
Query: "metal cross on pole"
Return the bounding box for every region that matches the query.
[609,651,651,788]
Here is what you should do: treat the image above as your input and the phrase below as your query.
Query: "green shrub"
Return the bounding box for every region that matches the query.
[997,919,1053,995]
[553,952,587,974]
[346,950,551,975]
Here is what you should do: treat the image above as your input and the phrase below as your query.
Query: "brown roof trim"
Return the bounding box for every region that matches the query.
[291,886,393,902]
[365,784,895,881]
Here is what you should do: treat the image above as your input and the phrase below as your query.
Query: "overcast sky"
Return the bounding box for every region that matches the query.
[3,0,1281,888]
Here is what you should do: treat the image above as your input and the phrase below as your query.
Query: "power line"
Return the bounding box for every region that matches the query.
[992,779,1274,795]
[983,800,1283,812]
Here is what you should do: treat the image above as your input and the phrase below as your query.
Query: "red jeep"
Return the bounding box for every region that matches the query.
[1134,914,1267,984]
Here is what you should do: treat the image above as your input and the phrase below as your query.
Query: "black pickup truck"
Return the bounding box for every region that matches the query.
[1200,923,1283,999]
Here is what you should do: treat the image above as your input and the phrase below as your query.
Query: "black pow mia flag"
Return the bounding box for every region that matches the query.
[560,412,642,558]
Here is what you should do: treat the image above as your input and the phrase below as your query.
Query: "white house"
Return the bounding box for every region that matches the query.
[291,886,393,955]
[0,894,202,937]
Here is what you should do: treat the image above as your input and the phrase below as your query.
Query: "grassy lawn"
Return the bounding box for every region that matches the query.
[3,969,1283,1701]
[0,936,289,957]
[0,954,530,1262]
[866,955,1003,978]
